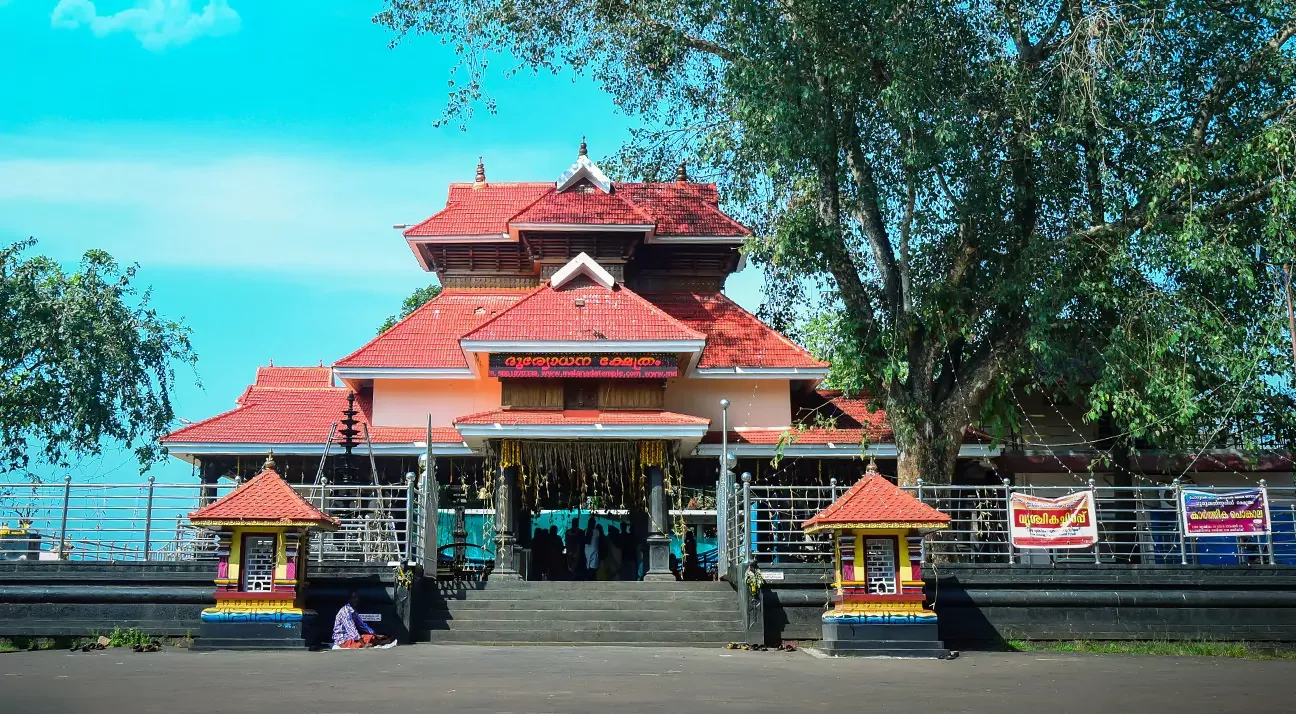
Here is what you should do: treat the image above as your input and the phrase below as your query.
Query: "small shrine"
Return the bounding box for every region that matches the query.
[188,454,338,650]
[801,461,952,657]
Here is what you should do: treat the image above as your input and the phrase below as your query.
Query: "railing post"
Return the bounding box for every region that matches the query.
[741,472,752,570]
[1002,478,1014,565]
[916,477,925,502]
[317,477,329,564]
[830,477,838,502]
[405,471,417,564]
[1260,479,1275,565]
[57,474,72,561]
[142,475,156,562]
[1173,478,1188,565]
[1089,478,1101,564]
[718,398,730,575]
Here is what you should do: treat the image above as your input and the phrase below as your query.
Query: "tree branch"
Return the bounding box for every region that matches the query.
[844,126,903,316]
[1189,19,1296,148]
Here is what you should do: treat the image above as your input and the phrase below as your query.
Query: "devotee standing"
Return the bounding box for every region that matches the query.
[584,521,601,580]
[333,591,393,649]
[566,518,585,580]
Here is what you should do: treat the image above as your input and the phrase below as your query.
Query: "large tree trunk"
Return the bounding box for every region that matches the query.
[895,422,963,487]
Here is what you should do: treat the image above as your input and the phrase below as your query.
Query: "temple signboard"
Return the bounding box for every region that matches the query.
[1181,489,1270,537]
[1008,491,1098,548]
[488,353,677,378]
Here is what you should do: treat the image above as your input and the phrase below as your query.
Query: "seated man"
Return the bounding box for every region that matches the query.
[332,591,394,649]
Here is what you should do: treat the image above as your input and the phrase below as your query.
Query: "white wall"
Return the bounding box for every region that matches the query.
[663,378,791,429]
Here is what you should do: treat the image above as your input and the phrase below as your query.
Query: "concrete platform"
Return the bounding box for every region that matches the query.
[1,644,1293,713]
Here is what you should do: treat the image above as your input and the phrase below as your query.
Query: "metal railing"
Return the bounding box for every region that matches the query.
[730,480,1296,567]
[0,478,419,564]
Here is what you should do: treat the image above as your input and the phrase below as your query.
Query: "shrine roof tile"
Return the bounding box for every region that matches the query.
[188,464,338,527]
[646,292,828,369]
[335,291,526,369]
[801,470,951,531]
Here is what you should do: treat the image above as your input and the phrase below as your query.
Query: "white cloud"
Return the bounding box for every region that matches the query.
[51,0,240,51]
[0,149,458,279]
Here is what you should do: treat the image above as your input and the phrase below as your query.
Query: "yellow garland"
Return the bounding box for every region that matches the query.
[638,440,666,467]
[499,440,522,469]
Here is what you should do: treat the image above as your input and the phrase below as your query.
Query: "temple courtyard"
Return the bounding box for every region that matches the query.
[0,645,1290,713]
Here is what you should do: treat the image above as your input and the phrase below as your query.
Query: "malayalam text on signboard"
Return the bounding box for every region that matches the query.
[488,353,678,379]
[1181,489,1270,537]
[1008,491,1098,549]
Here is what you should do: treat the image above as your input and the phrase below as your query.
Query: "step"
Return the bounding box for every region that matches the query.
[424,619,741,633]
[421,640,738,648]
[423,608,738,623]
[819,645,950,658]
[431,590,736,603]
[436,581,734,592]
[424,628,743,644]
[424,598,735,612]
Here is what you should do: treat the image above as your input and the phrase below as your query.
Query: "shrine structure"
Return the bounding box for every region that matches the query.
[802,461,951,656]
[188,454,338,650]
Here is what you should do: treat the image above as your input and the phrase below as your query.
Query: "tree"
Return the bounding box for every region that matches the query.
[378,284,443,334]
[0,239,196,476]
[379,1,1296,483]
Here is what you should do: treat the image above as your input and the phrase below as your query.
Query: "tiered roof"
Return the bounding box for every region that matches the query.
[462,276,705,345]
[404,181,748,239]
[188,458,338,528]
[801,464,951,533]
[162,368,460,448]
[650,292,828,371]
[335,292,526,371]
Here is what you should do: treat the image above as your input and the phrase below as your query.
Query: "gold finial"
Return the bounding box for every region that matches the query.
[866,456,879,474]
[578,136,588,157]
[474,157,486,184]
[263,450,276,472]
[675,161,688,182]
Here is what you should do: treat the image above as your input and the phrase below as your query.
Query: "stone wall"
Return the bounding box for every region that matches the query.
[0,562,408,643]
[758,563,1296,645]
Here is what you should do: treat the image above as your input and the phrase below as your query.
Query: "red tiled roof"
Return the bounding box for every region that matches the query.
[648,293,828,369]
[253,366,333,389]
[463,277,705,344]
[512,186,654,225]
[618,183,749,237]
[405,183,550,237]
[403,181,749,238]
[335,291,526,369]
[454,409,710,426]
[163,372,461,446]
[801,469,950,531]
[188,464,338,527]
[702,428,889,445]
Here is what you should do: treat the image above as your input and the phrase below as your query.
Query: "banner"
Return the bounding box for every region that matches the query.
[1181,489,1270,537]
[1008,491,1098,549]
[488,353,677,379]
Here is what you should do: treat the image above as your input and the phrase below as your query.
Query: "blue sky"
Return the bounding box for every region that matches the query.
[0,1,765,484]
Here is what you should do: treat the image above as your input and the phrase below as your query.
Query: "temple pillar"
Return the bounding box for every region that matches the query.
[492,463,523,580]
[644,464,674,581]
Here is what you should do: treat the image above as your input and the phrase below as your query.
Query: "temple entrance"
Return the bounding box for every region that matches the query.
[485,439,699,583]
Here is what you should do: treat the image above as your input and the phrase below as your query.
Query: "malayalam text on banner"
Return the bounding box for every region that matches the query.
[1181,489,1270,537]
[487,353,678,379]
[1008,491,1098,549]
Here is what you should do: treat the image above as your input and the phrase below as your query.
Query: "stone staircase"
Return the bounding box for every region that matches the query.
[419,580,744,646]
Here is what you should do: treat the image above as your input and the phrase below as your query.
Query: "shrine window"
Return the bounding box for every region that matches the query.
[240,534,276,593]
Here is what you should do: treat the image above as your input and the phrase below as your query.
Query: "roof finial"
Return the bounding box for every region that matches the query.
[578,136,588,157]
[263,450,276,472]
[675,161,688,183]
[474,156,486,184]
[866,456,879,474]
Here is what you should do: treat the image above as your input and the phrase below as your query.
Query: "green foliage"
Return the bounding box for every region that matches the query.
[106,626,151,648]
[379,0,1296,481]
[0,239,196,476]
[378,284,442,334]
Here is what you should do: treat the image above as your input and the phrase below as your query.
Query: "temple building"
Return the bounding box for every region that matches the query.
[162,143,1281,581]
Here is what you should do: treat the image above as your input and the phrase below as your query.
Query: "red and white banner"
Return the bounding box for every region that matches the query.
[1008,491,1098,549]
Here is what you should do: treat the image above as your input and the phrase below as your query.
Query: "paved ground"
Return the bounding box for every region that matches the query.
[0,645,1291,714]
